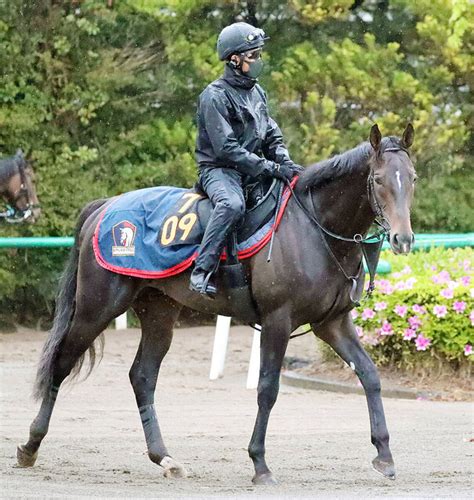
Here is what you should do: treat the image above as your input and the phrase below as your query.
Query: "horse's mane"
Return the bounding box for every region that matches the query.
[297,137,403,191]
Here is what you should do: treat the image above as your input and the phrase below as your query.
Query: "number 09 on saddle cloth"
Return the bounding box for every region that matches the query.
[93,183,293,279]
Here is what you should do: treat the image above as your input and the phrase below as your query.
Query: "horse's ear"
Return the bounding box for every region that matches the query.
[401,123,414,149]
[369,124,382,152]
[15,148,24,158]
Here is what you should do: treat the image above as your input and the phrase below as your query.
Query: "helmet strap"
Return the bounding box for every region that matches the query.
[229,55,241,70]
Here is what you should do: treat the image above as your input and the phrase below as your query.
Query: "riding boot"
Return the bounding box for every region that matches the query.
[189,266,217,298]
[190,167,246,298]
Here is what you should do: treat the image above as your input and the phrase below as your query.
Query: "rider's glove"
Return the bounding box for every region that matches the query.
[262,161,293,182]
[284,162,305,175]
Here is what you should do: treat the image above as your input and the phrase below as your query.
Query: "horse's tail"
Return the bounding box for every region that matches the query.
[33,198,108,401]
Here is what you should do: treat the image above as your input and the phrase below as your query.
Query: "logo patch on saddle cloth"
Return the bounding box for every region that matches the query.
[112,220,137,256]
[159,192,204,247]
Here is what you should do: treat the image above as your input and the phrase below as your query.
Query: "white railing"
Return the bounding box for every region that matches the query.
[209,315,260,389]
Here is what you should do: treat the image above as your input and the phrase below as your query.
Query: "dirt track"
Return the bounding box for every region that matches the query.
[1,325,472,499]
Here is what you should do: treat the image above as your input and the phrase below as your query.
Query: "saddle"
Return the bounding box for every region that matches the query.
[163,176,282,248]
[208,177,283,318]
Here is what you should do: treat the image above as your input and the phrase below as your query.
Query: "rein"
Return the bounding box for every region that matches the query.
[285,157,398,307]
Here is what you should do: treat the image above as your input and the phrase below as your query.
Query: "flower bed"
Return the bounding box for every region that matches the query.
[351,247,473,371]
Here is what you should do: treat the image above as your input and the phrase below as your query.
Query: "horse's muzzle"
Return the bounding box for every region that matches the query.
[390,232,414,255]
[31,207,41,222]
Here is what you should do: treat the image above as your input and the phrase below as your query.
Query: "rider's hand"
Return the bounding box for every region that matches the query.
[263,162,293,182]
[275,163,294,182]
[285,162,304,174]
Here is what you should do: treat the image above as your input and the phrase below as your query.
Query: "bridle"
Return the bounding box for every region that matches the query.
[366,146,410,233]
[0,158,40,223]
[287,146,410,305]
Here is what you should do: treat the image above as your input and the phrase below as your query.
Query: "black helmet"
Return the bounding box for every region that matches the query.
[217,22,269,61]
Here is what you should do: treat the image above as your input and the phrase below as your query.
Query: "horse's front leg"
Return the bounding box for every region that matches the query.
[248,312,291,485]
[315,314,395,479]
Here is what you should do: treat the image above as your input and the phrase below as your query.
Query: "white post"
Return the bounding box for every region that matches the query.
[209,315,231,380]
[246,326,261,389]
[115,312,128,330]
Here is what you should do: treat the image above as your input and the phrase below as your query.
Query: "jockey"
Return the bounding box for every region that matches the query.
[190,22,303,297]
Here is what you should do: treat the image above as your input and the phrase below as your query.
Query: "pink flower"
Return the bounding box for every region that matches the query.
[394,305,408,317]
[374,301,387,311]
[402,265,412,275]
[440,288,454,299]
[447,280,459,290]
[394,278,416,291]
[464,344,473,356]
[408,316,422,330]
[361,308,375,320]
[361,333,380,346]
[376,279,394,295]
[351,309,359,319]
[403,328,417,340]
[433,305,448,318]
[463,259,471,271]
[412,304,427,315]
[470,311,474,326]
[405,277,417,288]
[355,326,364,338]
[453,301,466,313]
[432,270,450,284]
[379,320,393,336]
[459,276,471,286]
[393,266,411,279]
[395,281,409,291]
[415,334,431,351]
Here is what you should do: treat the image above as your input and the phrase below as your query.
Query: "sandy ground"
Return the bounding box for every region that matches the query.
[1,325,473,499]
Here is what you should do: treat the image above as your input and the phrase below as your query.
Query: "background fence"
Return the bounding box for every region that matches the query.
[1,233,472,250]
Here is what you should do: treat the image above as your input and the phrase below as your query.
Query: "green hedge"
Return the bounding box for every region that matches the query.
[0,1,472,327]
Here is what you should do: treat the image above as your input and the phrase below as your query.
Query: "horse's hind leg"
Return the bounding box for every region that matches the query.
[315,314,395,479]
[130,288,184,478]
[18,269,137,468]
[17,391,57,467]
[17,314,109,467]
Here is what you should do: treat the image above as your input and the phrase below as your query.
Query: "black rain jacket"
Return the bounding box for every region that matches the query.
[195,64,292,178]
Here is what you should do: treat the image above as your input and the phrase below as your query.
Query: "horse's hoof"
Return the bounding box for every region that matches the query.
[252,472,278,485]
[160,456,186,478]
[16,444,38,468]
[372,457,396,480]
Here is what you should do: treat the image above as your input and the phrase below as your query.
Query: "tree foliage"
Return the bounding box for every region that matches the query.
[0,0,472,326]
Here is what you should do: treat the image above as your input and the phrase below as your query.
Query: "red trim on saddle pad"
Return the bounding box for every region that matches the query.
[93,178,297,279]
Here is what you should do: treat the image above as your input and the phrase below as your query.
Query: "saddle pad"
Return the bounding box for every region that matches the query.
[93,184,293,279]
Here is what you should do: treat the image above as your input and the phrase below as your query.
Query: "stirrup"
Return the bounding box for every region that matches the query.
[200,271,217,298]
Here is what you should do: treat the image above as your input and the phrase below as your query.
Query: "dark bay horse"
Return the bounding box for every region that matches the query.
[18,124,416,484]
[0,149,41,223]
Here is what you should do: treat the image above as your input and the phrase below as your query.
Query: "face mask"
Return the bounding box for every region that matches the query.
[244,57,264,79]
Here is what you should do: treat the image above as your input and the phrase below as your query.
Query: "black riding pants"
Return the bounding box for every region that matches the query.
[194,167,245,273]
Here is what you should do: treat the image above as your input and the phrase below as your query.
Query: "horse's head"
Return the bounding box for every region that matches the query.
[120,227,127,245]
[368,124,416,254]
[4,149,41,223]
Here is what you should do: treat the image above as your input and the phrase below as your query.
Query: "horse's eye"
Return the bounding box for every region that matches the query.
[413,176,418,183]
[374,177,383,185]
